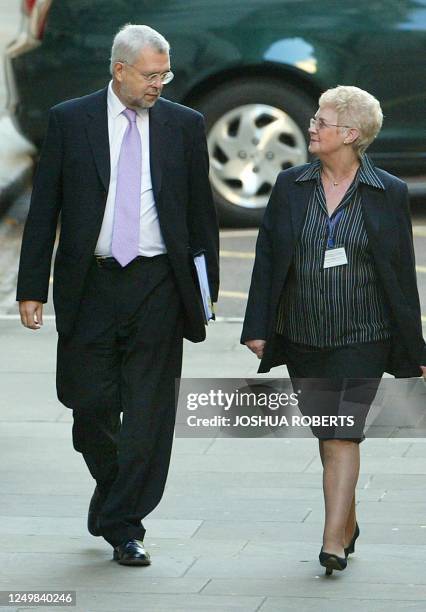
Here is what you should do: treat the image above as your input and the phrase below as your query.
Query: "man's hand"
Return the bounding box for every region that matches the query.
[421,366,426,380]
[19,301,44,330]
[245,339,266,359]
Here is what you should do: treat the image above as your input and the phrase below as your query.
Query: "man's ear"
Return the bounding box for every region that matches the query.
[113,62,124,83]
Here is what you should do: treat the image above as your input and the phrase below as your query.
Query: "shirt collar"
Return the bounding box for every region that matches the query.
[107,81,125,119]
[295,155,385,190]
[358,154,385,190]
[295,158,322,184]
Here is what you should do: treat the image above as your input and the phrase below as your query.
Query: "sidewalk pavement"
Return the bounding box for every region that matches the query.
[1,317,426,612]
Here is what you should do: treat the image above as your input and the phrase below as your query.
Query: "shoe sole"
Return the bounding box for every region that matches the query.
[116,558,151,566]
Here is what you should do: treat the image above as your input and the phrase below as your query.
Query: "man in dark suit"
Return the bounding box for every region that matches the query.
[17,24,219,566]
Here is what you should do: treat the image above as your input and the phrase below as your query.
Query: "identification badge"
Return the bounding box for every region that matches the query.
[323,246,348,269]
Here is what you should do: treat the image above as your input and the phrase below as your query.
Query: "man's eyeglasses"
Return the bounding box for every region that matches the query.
[310,117,352,130]
[120,61,174,85]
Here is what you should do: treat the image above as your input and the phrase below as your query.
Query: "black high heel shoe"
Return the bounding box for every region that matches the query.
[319,547,347,575]
[344,522,360,557]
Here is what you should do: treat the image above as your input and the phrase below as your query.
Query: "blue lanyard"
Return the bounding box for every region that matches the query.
[327,209,344,248]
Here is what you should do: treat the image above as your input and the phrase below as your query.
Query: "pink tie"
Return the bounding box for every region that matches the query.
[111,108,141,266]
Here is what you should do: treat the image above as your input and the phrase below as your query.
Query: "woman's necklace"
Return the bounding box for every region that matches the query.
[322,166,359,187]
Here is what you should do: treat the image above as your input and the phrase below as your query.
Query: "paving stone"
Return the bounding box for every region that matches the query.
[0,516,203,539]
[186,548,426,582]
[0,576,208,595]
[259,597,426,612]
[164,484,325,501]
[243,541,426,561]
[0,494,88,518]
[404,444,426,457]
[170,453,315,473]
[0,373,63,421]
[368,473,426,488]
[0,422,71,438]
[194,520,426,545]
[152,496,312,522]
[202,578,426,599]
[0,323,56,372]
[306,455,426,475]
[379,488,426,502]
[205,438,318,456]
[0,551,196,583]
[0,534,246,558]
[0,470,93,495]
[305,500,426,525]
[194,521,323,542]
[171,438,216,454]
[61,592,264,612]
[166,470,372,489]
[0,440,82,471]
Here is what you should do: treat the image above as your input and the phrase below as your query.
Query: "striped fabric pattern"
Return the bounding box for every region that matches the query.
[276,155,391,347]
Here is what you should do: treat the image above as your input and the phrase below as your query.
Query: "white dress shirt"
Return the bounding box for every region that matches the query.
[95,81,167,257]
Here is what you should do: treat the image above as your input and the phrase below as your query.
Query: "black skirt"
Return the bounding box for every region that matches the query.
[283,338,391,442]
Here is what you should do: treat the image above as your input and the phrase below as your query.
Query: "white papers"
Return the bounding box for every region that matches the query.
[193,252,214,323]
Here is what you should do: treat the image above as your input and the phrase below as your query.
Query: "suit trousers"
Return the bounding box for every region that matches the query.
[56,255,184,547]
[283,337,391,442]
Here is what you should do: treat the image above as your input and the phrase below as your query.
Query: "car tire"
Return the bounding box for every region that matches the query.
[194,78,316,226]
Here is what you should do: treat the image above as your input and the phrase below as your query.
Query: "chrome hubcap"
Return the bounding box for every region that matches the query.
[208,103,308,209]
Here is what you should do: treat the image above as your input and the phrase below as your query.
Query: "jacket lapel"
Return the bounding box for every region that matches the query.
[85,87,110,192]
[359,183,400,287]
[84,93,180,212]
[359,183,384,239]
[149,98,177,207]
[359,182,400,269]
[286,176,393,271]
[288,180,313,242]
[288,178,390,248]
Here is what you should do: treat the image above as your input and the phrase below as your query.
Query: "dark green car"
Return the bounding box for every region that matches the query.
[6,0,426,225]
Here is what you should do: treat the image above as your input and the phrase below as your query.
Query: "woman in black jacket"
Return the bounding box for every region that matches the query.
[242,85,426,575]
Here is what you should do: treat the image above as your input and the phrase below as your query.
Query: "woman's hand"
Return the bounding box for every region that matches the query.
[245,339,266,359]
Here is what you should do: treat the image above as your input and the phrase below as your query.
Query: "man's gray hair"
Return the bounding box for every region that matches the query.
[110,24,170,74]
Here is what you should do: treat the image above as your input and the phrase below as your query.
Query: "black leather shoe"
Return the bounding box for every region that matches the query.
[113,539,151,566]
[319,547,347,575]
[344,522,360,557]
[87,486,103,537]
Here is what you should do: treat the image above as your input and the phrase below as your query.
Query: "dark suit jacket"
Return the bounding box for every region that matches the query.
[16,87,219,342]
[241,164,426,377]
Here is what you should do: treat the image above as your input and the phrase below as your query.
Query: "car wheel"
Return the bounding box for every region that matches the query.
[194,79,315,226]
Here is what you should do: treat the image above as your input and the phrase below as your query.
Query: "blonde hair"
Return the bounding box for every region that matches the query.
[319,85,383,157]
